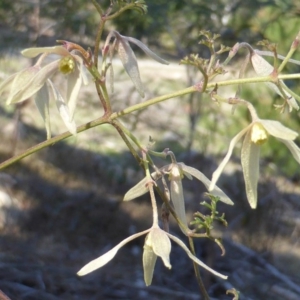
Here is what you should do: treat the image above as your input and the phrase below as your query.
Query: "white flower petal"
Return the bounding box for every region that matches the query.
[67,64,82,120]
[77,229,150,276]
[35,83,51,139]
[278,138,300,164]
[210,125,251,191]
[241,130,260,209]
[10,61,59,104]
[167,233,228,279]
[180,164,234,205]
[260,119,298,140]
[22,46,70,58]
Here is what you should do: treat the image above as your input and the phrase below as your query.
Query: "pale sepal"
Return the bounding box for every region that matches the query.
[48,80,77,135]
[6,66,40,104]
[125,36,169,65]
[170,165,188,229]
[123,177,149,201]
[251,52,273,76]
[123,170,163,201]
[143,239,157,286]
[77,229,150,276]
[0,73,16,96]
[35,82,51,139]
[9,60,59,104]
[167,233,228,279]
[21,46,70,58]
[260,119,298,140]
[180,164,234,205]
[148,228,171,269]
[210,124,252,191]
[277,138,300,164]
[77,56,89,86]
[66,63,82,120]
[241,130,260,209]
[117,38,145,97]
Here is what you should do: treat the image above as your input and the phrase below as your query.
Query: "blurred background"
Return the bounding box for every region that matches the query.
[0,0,300,299]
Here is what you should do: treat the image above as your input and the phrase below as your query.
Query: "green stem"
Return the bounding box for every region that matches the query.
[112,120,141,165]
[112,120,144,150]
[277,73,300,80]
[93,20,106,69]
[91,0,104,15]
[207,73,300,87]
[111,86,198,118]
[188,237,210,300]
[2,71,300,170]
[0,116,108,170]
[277,31,300,73]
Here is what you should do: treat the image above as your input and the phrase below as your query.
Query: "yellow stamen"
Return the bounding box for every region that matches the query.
[251,123,268,145]
[59,56,75,74]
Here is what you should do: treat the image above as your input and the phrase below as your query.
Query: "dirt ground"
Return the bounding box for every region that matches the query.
[0,57,300,300]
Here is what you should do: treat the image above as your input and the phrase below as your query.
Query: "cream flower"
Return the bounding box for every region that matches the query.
[77,225,227,286]
[210,119,300,208]
[0,45,88,138]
